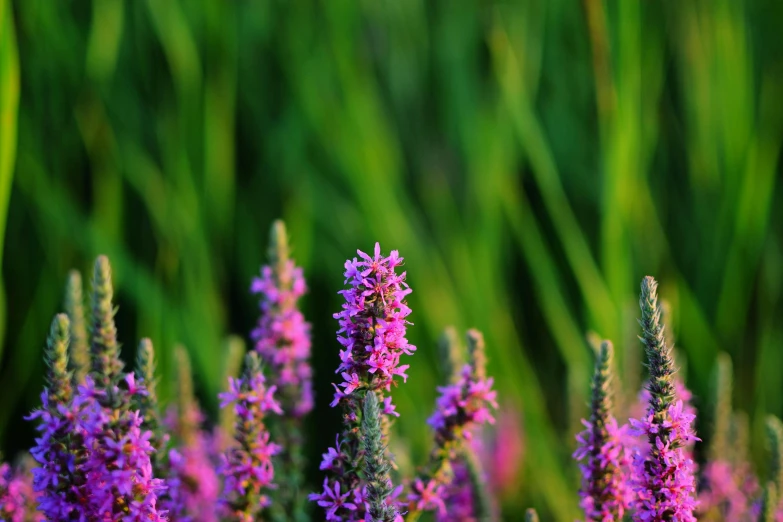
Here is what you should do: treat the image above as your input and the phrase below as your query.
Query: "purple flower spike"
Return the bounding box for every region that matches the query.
[312,244,414,522]
[628,277,699,521]
[251,220,313,418]
[219,352,281,521]
[333,242,415,407]
[408,329,497,520]
[573,341,632,521]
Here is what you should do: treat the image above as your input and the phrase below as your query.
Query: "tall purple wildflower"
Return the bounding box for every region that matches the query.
[163,347,219,522]
[628,277,698,521]
[251,220,313,520]
[409,330,497,519]
[573,340,632,521]
[311,243,414,522]
[251,220,313,417]
[219,351,282,521]
[27,314,91,520]
[79,256,166,520]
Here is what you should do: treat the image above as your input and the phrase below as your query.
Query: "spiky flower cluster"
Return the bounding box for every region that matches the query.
[251,220,313,418]
[332,243,415,406]
[427,368,497,450]
[13,237,783,522]
[628,277,698,521]
[312,243,414,522]
[408,330,497,518]
[162,347,220,522]
[219,352,282,521]
[573,341,632,521]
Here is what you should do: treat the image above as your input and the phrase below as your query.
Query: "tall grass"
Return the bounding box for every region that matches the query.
[1,1,782,519]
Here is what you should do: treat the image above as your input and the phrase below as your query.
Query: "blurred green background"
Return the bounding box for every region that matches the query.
[1,0,783,519]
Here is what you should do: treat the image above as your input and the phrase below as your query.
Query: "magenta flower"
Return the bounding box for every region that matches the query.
[434,460,475,522]
[698,460,757,521]
[427,362,498,447]
[408,478,446,515]
[0,462,44,522]
[313,244,414,522]
[627,277,699,521]
[79,376,168,521]
[407,329,497,519]
[161,404,220,522]
[573,341,632,521]
[251,221,313,418]
[332,242,415,407]
[219,352,281,521]
[475,406,524,498]
[628,400,699,520]
[574,418,633,520]
[309,479,357,521]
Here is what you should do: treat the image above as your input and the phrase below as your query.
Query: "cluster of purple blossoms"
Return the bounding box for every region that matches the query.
[162,403,220,522]
[332,243,415,406]
[628,400,699,520]
[251,220,313,417]
[627,277,699,522]
[408,330,497,519]
[218,352,282,521]
[312,243,415,522]
[427,362,498,447]
[574,417,633,520]
[12,237,782,522]
[0,461,43,522]
[434,460,474,522]
[165,440,220,522]
[573,341,632,521]
[80,375,168,521]
[698,460,757,521]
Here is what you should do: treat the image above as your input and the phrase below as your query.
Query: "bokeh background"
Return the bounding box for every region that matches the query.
[1,0,782,519]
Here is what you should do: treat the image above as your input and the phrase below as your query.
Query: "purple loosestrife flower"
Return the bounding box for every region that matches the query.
[251,220,313,521]
[697,354,757,521]
[312,244,414,522]
[434,447,496,522]
[162,347,219,522]
[251,220,313,417]
[407,330,497,520]
[332,243,415,406]
[427,331,497,447]
[573,341,632,521]
[0,461,44,522]
[628,277,698,521]
[80,256,166,520]
[27,314,93,520]
[475,406,524,499]
[219,352,282,521]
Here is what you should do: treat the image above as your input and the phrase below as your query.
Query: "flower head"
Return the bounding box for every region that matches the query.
[251,220,313,418]
[313,244,414,522]
[219,352,281,521]
[628,277,699,521]
[573,341,632,521]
